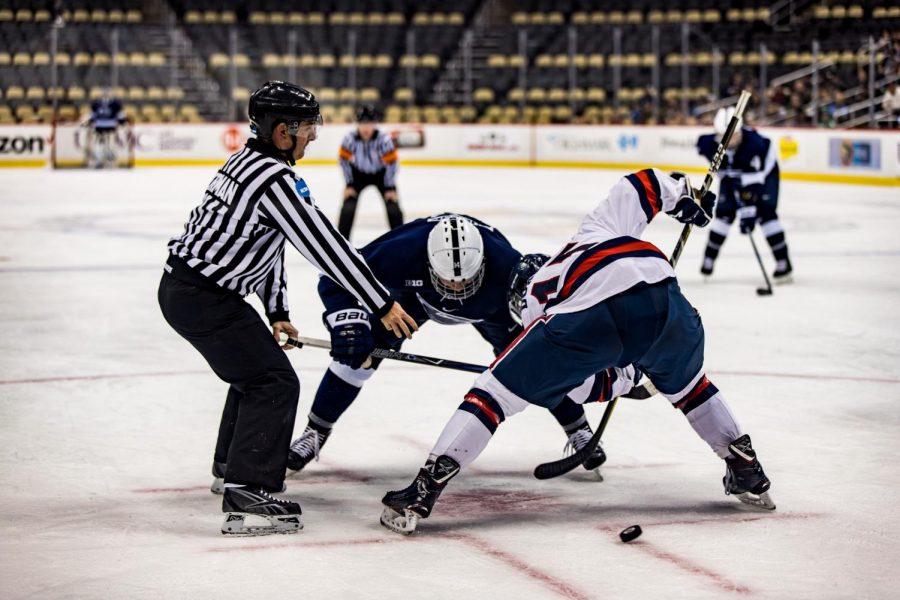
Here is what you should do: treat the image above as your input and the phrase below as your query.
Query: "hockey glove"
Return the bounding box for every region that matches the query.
[324,308,374,369]
[737,204,758,234]
[668,188,715,227]
[507,253,550,325]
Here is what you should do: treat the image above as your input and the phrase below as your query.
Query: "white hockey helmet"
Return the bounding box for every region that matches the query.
[713,107,741,142]
[427,215,485,300]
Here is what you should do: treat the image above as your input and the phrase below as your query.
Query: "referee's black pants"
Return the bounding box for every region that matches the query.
[158,270,299,492]
[338,167,403,238]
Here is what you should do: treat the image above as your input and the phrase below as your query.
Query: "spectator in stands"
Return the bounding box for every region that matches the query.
[337,105,403,239]
[882,81,900,128]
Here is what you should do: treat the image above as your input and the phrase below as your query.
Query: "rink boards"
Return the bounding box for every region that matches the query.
[0,122,897,186]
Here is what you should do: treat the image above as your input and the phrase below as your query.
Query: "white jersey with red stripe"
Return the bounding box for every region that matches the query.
[522,169,687,325]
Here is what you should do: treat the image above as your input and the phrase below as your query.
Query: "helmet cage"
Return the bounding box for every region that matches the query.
[429,263,485,301]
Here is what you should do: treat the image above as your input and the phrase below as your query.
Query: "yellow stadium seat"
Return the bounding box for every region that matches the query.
[67,86,86,101]
[703,9,721,22]
[507,88,525,102]
[368,13,385,25]
[386,12,404,25]
[26,87,45,100]
[185,11,201,23]
[209,53,229,68]
[307,13,325,25]
[128,86,145,101]
[202,10,220,24]
[448,12,464,25]
[221,11,236,24]
[590,11,607,24]
[263,53,281,67]
[420,54,440,68]
[432,13,448,25]
[587,87,607,102]
[231,88,250,101]
[356,54,374,68]
[317,88,337,102]
[830,6,847,19]
[511,12,528,25]
[359,88,380,102]
[0,9,12,22]
[393,88,414,102]
[32,52,50,65]
[572,12,589,24]
[6,86,25,100]
[90,9,107,22]
[548,88,567,102]
[167,87,184,100]
[508,55,525,68]
[330,12,347,25]
[413,13,430,25]
[35,9,51,21]
[474,88,495,103]
[147,53,166,66]
[527,88,547,103]
[249,12,267,24]
[487,54,508,68]
[318,55,335,68]
[114,53,129,65]
[608,10,624,24]
[129,52,147,66]
[147,87,165,100]
[74,52,91,66]
[125,10,142,23]
[13,52,31,65]
[15,9,33,21]
[339,88,357,103]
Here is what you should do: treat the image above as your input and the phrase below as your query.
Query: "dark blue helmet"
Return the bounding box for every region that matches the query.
[507,253,550,325]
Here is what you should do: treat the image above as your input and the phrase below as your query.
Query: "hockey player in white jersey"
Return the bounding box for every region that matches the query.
[380,168,775,535]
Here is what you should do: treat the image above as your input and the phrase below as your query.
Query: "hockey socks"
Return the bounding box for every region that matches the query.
[431,390,505,469]
[671,376,742,459]
[309,368,364,426]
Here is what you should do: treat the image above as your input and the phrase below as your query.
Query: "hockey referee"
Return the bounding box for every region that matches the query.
[158,81,417,536]
[337,104,402,238]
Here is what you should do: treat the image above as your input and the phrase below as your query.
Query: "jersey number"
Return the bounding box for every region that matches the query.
[530,276,559,305]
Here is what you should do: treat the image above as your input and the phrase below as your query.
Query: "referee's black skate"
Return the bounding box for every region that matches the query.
[565,424,607,478]
[221,485,303,536]
[380,455,459,535]
[723,434,775,510]
[286,424,331,477]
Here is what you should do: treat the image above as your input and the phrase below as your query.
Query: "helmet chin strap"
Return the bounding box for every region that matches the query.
[281,134,298,166]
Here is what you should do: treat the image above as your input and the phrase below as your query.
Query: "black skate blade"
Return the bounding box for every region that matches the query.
[380,507,419,535]
[221,512,303,536]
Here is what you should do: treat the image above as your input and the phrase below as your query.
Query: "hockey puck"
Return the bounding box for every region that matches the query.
[756,288,773,296]
[619,525,642,543]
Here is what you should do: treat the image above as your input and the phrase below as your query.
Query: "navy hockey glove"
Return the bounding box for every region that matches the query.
[324,308,374,369]
[668,188,715,227]
[507,253,550,325]
[737,204,757,234]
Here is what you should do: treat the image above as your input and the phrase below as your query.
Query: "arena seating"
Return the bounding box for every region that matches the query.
[0,0,897,125]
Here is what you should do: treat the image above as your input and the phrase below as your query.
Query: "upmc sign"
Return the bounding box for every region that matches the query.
[221,125,248,152]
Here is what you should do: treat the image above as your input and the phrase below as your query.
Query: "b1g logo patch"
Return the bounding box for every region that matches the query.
[405,279,424,287]
[295,178,311,199]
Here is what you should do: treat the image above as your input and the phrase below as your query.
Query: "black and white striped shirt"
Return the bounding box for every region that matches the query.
[167,138,394,322]
[338,130,399,189]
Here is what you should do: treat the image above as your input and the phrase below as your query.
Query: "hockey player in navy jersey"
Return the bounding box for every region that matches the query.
[380,170,775,535]
[284,214,607,477]
[698,108,792,282]
[86,88,128,168]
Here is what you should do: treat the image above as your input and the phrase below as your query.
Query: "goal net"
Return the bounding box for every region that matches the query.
[50,121,135,169]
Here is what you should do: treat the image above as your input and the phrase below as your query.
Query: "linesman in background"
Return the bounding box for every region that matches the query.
[337,104,403,238]
[158,81,417,536]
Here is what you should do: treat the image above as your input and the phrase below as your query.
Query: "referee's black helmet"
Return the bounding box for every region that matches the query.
[249,81,322,139]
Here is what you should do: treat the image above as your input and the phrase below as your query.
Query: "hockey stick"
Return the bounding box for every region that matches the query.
[748,232,774,296]
[281,335,485,374]
[533,91,753,481]
[282,334,659,400]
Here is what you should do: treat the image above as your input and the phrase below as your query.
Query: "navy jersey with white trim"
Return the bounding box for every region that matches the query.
[89,98,125,129]
[697,127,779,190]
[319,214,523,353]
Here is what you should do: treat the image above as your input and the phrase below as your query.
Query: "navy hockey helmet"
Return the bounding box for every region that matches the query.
[249,81,322,139]
[355,104,379,123]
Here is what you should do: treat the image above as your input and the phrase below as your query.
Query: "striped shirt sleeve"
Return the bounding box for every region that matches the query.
[379,133,399,189]
[338,133,355,185]
[256,246,289,323]
[260,173,394,315]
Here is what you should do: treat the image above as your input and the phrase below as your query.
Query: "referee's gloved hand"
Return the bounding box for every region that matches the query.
[325,309,374,369]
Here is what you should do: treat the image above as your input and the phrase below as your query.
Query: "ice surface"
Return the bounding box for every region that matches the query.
[0,164,898,599]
